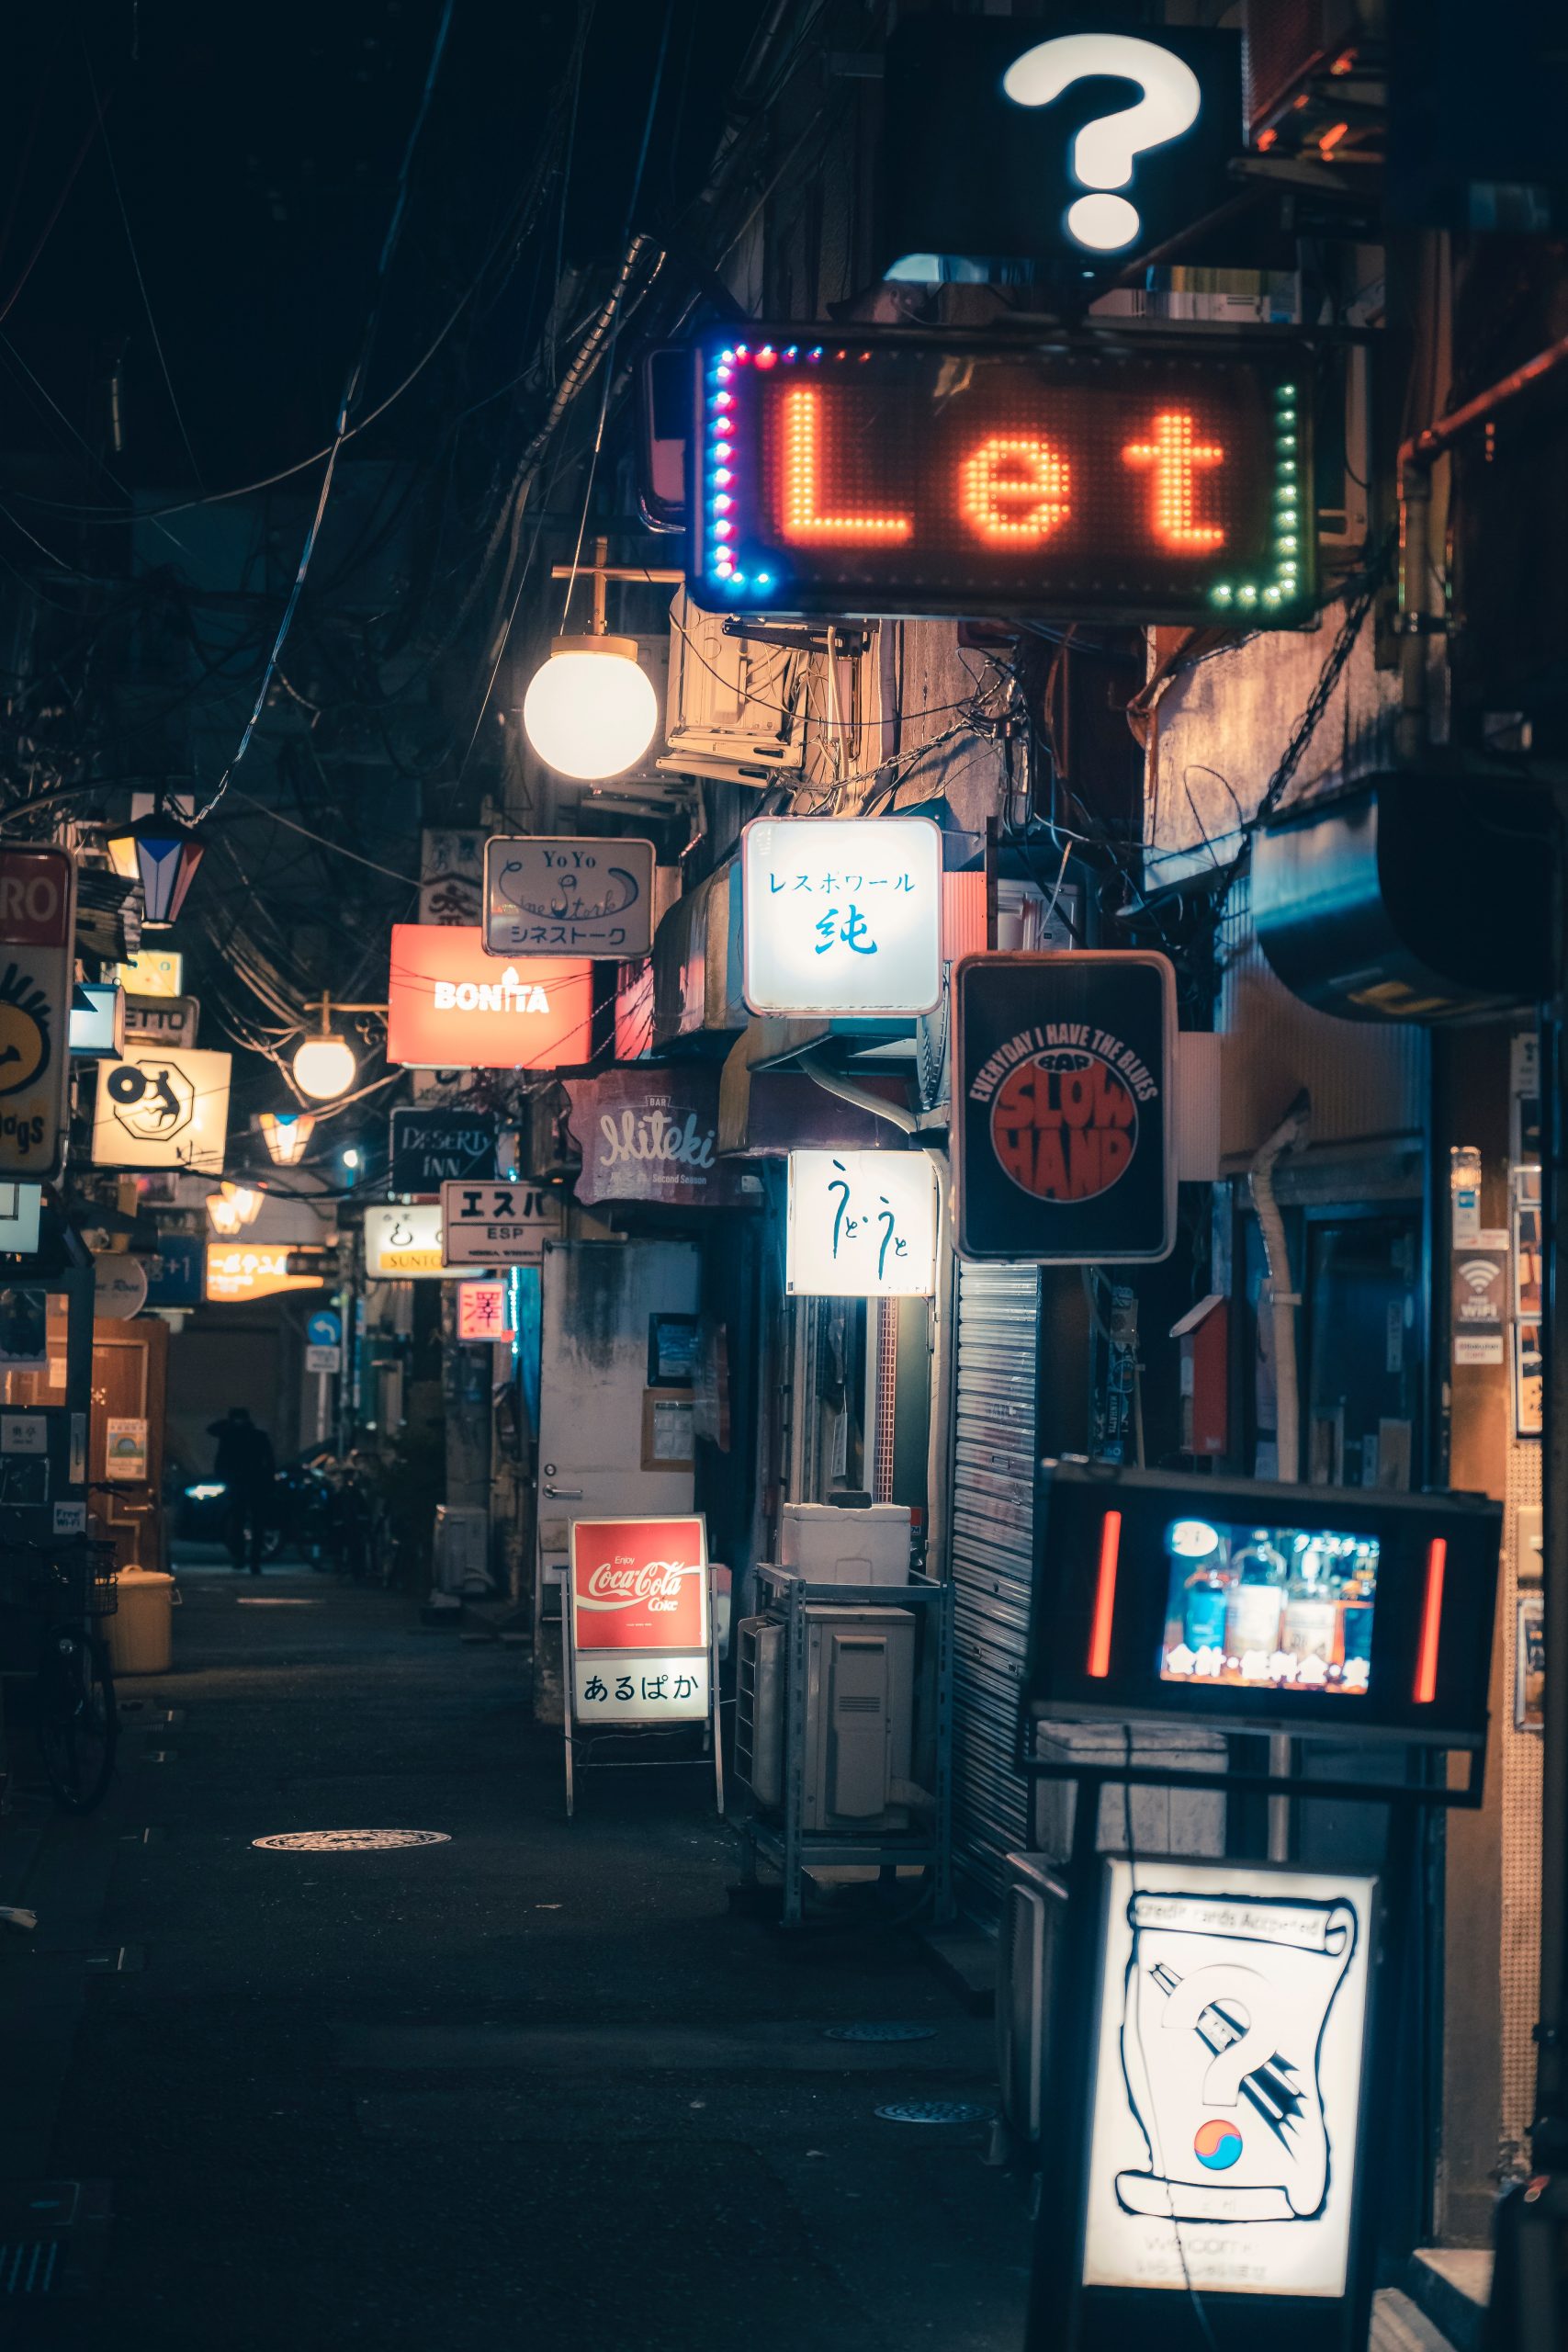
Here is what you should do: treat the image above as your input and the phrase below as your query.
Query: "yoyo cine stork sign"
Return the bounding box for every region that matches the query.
[482,835,656,960]
[741,815,942,1019]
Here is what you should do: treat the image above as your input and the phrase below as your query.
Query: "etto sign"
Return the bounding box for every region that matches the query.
[688,329,1311,624]
[741,816,942,1018]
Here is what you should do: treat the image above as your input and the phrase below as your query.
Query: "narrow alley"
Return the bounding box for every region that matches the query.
[0,1566,1023,2351]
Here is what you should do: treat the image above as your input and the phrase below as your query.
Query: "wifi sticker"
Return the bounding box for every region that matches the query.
[1451,1237,1506,1365]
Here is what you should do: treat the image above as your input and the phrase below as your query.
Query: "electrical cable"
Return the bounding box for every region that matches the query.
[83,40,204,491]
[192,0,457,822]
[558,0,677,628]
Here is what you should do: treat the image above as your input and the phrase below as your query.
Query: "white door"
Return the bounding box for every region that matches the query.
[536,1238,702,1632]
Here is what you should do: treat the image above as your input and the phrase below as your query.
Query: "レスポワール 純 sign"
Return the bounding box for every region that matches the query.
[953,952,1175,1262]
[387,925,593,1069]
[0,847,77,1180]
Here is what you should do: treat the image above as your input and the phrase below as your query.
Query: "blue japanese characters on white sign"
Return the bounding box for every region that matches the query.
[785,1149,938,1297]
[741,816,942,1018]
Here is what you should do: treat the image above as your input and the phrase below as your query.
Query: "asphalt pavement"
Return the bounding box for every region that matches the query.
[0,1565,1028,2351]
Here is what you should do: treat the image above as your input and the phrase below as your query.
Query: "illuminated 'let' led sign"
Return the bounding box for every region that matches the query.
[688,330,1313,624]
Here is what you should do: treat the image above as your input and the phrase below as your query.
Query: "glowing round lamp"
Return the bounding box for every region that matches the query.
[206,1193,243,1237]
[259,1111,315,1167]
[292,1034,358,1102]
[521,635,658,781]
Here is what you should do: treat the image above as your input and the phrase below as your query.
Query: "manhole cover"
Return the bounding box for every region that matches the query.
[874,2100,995,2126]
[252,1830,452,1853]
[824,2022,938,2044]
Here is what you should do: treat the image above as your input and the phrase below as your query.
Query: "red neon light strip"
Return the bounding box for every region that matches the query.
[1088,1511,1122,1679]
[1414,1537,1447,1704]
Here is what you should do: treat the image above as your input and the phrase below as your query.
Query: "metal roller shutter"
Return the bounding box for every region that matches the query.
[949,1259,1041,1917]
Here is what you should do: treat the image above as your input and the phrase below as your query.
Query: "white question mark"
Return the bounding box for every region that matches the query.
[1002,33,1202,254]
[1158,1962,1288,2108]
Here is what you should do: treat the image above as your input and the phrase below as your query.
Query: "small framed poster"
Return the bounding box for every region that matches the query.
[648,1312,701,1389]
[0,1283,50,1371]
[641,1389,696,1471]
[105,1417,150,1482]
[1516,1591,1545,1733]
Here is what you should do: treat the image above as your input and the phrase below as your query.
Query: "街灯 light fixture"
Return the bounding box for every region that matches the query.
[292,1031,358,1102]
[220,1182,264,1227]
[522,636,659,781]
[520,536,681,782]
[206,1193,243,1236]
[107,808,205,928]
[258,1111,315,1167]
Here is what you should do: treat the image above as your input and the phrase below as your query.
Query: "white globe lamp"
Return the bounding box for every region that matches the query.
[522,635,658,781]
[293,1033,358,1102]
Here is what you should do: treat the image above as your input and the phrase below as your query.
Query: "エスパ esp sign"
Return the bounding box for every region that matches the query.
[953,952,1175,1262]
[570,1515,708,1654]
[0,847,76,1181]
[441,1180,559,1267]
[687,328,1311,625]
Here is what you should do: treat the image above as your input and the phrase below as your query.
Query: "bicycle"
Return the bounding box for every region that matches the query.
[0,1536,119,1814]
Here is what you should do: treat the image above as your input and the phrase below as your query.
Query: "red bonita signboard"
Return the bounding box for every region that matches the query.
[387,925,593,1069]
[569,1516,709,1653]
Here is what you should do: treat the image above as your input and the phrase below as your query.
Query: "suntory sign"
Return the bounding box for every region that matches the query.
[387,924,593,1069]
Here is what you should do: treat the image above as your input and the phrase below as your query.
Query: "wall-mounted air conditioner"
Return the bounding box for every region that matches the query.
[660,591,808,786]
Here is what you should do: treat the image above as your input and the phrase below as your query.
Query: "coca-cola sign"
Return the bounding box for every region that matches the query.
[569,1516,708,1653]
[563,1069,755,1207]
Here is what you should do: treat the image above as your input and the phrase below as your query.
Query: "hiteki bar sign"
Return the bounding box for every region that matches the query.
[387,925,593,1069]
[685,327,1313,624]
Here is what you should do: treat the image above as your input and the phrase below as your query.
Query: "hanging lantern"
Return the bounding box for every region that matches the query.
[220,1182,264,1227]
[521,636,659,781]
[107,809,205,928]
[206,1193,243,1236]
[292,1032,358,1102]
[258,1111,315,1167]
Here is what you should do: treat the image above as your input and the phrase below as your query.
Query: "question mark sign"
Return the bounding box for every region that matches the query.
[1002,33,1202,254]
[1158,1962,1288,2109]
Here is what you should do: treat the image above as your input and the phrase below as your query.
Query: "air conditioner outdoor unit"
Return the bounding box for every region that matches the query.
[736,1601,916,1831]
[433,1503,491,1595]
[660,591,807,785]
[997,1851,1069,2145]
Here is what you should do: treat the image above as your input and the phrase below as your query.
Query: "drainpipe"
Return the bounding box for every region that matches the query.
[1396,322,1568,762]
[1250,1091,1310,1860]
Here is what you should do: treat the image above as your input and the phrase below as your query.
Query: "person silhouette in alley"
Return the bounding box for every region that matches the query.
[208,1406,276,1575]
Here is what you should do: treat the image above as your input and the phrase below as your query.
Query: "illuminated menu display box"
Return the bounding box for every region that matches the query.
[687,328,1314,625]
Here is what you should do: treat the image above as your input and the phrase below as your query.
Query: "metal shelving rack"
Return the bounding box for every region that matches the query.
[736,1566,954,1928]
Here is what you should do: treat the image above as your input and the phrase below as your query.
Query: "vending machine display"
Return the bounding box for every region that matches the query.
[1158,1517,1380,1699]
[1027,1463,1500,1749]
